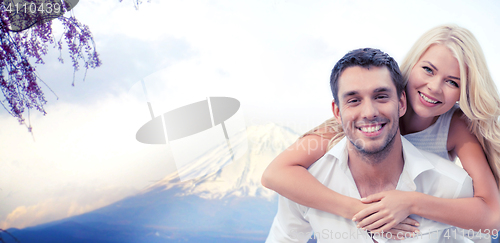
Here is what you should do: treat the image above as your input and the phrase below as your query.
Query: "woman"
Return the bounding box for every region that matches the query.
[261,24,500,237]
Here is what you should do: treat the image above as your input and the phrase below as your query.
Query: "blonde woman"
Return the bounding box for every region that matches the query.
[262,24,500,236]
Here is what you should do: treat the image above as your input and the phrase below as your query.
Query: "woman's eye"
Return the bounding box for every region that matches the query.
[423,66,433,74]
[447,80,459,88]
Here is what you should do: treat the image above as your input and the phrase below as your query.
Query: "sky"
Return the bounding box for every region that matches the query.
[1,0,500,229]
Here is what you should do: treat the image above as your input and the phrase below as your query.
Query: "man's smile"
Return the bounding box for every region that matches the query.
[356,123,386,137]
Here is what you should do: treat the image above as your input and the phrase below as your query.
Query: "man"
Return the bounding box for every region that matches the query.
[265,48,473,243]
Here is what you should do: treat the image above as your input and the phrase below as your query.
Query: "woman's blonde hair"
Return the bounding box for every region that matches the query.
[304,24,500,187]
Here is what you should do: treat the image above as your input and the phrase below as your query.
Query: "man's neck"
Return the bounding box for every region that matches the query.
[348,135,404,198]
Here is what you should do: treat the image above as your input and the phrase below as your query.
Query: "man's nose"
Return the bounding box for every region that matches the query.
[360,100,379,119]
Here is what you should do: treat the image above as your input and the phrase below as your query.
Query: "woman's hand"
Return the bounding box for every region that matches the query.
[352,190,416,233]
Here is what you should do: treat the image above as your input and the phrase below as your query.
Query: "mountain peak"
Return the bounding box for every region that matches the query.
[143,123,301,200]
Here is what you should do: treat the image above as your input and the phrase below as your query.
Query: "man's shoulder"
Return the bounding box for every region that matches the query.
[403,137,473,199]
[401,136,470,184]
[308,138,346,173]
[307,151,340,183]
[417,149,470,183]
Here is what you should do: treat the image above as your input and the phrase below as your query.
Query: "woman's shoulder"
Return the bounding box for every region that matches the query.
[448,106,475,149]
[441,104,462,121]
[450,106,469,129]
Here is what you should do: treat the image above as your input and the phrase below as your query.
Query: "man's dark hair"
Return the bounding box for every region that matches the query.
[330,48,404,104]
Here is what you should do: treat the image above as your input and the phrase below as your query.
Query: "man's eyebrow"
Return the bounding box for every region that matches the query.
[374,87,392,93]
[342,91,358,99]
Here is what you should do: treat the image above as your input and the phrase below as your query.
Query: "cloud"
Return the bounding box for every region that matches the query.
[0,185,137,229]
[0,93,178,220]
[33,33,197,106]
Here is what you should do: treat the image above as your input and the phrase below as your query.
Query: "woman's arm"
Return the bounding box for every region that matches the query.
[412,112,500,231]
[355,112,500,232]
[262,120,419,233]
[261,130,366,219]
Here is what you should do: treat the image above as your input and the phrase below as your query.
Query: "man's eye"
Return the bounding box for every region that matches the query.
[347,99,359,104]
[376,95,388,99]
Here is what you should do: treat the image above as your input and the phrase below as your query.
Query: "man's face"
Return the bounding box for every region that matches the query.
[333,66,406,155]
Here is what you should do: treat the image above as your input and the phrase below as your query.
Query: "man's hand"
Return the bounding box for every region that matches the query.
[385,217,420,240]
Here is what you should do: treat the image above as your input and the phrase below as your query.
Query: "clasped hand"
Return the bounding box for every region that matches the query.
[352,190,420,240]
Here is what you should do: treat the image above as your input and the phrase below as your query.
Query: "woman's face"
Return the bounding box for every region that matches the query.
[406,44,461,118]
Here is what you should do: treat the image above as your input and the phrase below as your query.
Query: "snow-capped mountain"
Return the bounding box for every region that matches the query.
[3,123,302,243]
[148,123,300,200]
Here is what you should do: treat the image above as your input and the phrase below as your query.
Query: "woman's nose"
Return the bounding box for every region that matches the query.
[426,77,442,93]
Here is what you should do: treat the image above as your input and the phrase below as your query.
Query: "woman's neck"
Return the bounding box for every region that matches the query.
[400,105,439,136]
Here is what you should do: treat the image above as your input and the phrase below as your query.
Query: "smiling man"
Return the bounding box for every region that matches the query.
[265,48,473,243]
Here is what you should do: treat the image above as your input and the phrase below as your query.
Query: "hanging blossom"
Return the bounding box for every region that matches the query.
[0,0,102,126]
[0,0,144,239]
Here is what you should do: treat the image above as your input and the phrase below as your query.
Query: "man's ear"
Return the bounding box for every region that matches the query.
[332,100,342,123]
[399,90,407,117]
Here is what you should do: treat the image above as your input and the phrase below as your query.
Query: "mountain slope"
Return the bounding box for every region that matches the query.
[2,123,301,243]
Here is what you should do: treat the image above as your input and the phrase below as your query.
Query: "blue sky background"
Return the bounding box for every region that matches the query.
[1,0,500,229]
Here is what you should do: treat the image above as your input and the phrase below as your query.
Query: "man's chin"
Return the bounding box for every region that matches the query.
[357,146,385,154]
[352,140,388,154]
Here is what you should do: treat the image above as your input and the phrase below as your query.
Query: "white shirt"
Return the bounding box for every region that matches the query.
[266,136,474,243]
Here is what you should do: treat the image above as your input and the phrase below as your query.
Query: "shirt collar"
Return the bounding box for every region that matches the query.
[325,137,349,171]
[398,136,435,191]
[325,136,435,190]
